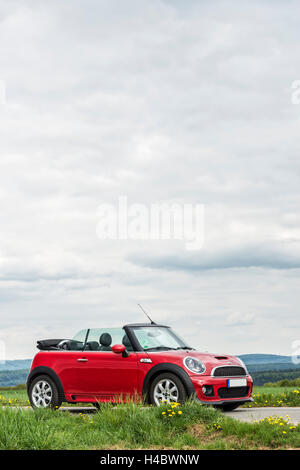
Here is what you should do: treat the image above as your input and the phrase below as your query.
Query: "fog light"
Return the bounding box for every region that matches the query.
[202,385,214,397]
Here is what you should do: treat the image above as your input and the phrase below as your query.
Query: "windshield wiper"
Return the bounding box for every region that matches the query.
[145,346,195,351]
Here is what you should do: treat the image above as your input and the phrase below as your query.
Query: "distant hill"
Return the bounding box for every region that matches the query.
[0,359,32,371]
[239,354,292,365]
[250,369,300,386]
[237,354,300,384]
[238,354,299,374]
[0,360,31,387]
[0,369,29,387]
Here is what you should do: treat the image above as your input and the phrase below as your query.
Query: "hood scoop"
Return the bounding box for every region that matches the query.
[215,356,229,360]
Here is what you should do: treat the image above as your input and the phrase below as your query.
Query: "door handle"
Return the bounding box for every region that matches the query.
[77,358,88,362]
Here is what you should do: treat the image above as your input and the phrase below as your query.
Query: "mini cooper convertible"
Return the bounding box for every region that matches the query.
[27,323,253,411]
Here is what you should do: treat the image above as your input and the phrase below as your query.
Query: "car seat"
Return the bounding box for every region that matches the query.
[99,333,112,351]
[84,341,100,351]
[122,334,133,352]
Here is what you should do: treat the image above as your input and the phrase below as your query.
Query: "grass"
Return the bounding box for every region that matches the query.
[0,385,299,449]
[0,400,299,450]
[0,389,29,407]
[255,386,298,394]
[243,386,300,408]
[0,384,26,391]
[0,388,93,408]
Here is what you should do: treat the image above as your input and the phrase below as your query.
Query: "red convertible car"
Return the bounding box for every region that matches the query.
[27,323,253,411]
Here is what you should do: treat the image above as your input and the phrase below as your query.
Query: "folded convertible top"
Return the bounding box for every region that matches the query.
[37,339,66,350]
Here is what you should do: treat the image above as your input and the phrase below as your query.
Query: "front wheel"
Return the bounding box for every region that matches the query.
[149,373,187,406]
[29,375,62,410]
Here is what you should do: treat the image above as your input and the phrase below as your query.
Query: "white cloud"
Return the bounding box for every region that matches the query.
[0,0,299,358]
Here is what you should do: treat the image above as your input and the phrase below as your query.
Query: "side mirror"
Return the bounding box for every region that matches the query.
[112,344,130,358]
[112,344,126,354]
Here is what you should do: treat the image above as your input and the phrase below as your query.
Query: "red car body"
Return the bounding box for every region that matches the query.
[27,323,253,408]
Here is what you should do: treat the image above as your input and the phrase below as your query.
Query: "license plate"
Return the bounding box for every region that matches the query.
[227,378,247,388]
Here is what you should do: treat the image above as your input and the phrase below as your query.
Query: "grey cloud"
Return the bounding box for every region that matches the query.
[129,242,300,272]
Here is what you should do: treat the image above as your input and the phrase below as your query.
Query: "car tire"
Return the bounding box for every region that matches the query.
[149,373,187,406]
[93,402,101,410]
[29,375,62,410]
[217,402,241,412]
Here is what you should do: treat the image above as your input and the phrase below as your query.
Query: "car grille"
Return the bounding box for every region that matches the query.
[212,366,246,377]
[218,386,249,399]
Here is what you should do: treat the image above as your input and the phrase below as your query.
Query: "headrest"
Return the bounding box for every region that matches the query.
[122,334,132,348]
[99,333,112,347]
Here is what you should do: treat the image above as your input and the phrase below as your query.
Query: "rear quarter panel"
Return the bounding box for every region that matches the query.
[30,351,79,394]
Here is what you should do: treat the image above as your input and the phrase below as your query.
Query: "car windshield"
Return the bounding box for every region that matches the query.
[130,326,192,351]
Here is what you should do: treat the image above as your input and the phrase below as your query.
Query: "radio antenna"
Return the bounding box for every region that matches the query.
[138,304,156,324]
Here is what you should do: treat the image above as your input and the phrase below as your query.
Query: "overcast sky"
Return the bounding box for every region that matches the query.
[0,0,300,359]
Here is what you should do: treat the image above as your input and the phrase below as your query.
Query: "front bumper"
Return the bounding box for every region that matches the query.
[190,375,253,404]
[195,397,254,405]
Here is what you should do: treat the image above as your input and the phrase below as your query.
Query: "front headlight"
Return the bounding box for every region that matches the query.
[183,356,206,374]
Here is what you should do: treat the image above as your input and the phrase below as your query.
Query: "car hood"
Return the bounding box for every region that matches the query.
[145,349,244,375]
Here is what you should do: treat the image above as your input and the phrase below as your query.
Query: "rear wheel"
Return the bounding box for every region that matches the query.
[29,375,62,410]
[149,373,187,406]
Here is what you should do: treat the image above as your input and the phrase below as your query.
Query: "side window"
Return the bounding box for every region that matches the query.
[73,329,88,343]
[84,328,133,352]
[63,329,89,351]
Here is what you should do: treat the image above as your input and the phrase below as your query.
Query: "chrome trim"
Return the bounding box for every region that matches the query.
[211,365,247,377]
[237,358,249,374]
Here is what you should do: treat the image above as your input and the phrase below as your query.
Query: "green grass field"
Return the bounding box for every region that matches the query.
[242,386,300,408]
[255,386,297,394]
[0,389,28,407]
[0,389,95,408]
[0,385,299,449]
[0,400,299,450]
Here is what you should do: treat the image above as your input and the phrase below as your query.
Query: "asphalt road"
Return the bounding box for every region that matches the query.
[226,407,300,424]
